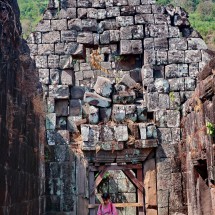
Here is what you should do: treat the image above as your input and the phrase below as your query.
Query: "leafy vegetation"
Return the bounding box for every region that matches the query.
[18,0,215,49]
[17,0,48,38]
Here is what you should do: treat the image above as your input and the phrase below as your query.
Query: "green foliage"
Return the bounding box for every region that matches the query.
[206,122,215,136]
[18,0,49,38]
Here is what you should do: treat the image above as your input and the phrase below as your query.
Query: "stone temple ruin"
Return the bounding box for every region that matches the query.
[0,0,215,214]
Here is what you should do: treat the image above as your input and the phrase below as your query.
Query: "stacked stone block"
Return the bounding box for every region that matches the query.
[28,0,214,214]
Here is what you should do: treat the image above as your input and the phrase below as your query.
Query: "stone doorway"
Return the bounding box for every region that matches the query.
[88,163,146,215]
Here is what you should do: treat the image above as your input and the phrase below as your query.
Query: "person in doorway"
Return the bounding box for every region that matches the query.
[97,193,118,215]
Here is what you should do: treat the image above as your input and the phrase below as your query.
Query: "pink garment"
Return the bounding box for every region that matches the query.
[97,202,118,215]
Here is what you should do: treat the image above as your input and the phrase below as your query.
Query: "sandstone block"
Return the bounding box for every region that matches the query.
[114,125,128,141]
[60,0,77,8]
[169,26,180,37]
[68,18,82,31]
[148,24,169,38]
[89,106,99,124]
[49,85,69,98]
[165,64,188,78]
[92,0,105,7]
[107,7,120,17]
[77,32,94,44]
[61,70,73,85]
[94,76,113,98]
[185,77,196,91]
[71,86,85,99]
[55,100,69,116]
[112,105,126,122]
[113,0,128,6]
[67,116,78,133]
[185,50,202,63]
[144,50,156,65]
[157,128,172,144]
[147,124,157,139]
[168,78,185,91]
[77,0,92,7]
[154,78,170,93]
[99,107,112,123]
[47,130,70,145]
[169,38,188,50]
[35,20,51,32]
[69,99,82,116]
[50,69,60,84]
[59,8,77,19]
[98,9,107,19]
[154,14,170,24]
[84,92,112,107]
[137,105,147,122]
[144,38,154,50]
[61,30,78,42]
[136,5,151,13]
[156,50,168,65]
[120,40,143,54]
[110,30,120,42]
[82,19,97,31]
[101,126,114,141]
[116,16,134,27]
[39,69,49,84]
[135,14,154,24]
[168,50,185,64]
[48,55,59,69]
[147,93,159,111]
[154,38,168,50]
[119,74,137,89]
[125,104,137,122]
[139,123,147,139]
[46,113,56,130]
[113,91,136,104]
[51,19,67,31]
[42,31,60,43]
[81,125,101,142]
[121,6,136,15]
[159,94,170,109]
[100,31,110,44]
[35,56,48,68]
[38,44,54,56]
[87,8,98,19]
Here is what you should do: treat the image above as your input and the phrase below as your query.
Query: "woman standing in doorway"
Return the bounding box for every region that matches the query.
[97,193,118,215]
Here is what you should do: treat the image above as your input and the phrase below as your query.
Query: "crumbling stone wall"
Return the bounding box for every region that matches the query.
[0,0,45,214]
[181,58,215,215]
[28,0,214,214]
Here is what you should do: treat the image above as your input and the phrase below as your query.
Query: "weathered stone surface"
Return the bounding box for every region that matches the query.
[55,100,69,116]
[69,99,82,116]
[89,106,99,124]
[114,125,128,141]
[94,76,113,98]
[154,79,170,93]
[185,50,202,63]
[49,85,69,98]
[84,92,112,107]
[77,32,94,44]
[165,64,188,79]
[99,108,112,123]
[46,113,56,129]
[113,91,136,104]
[112,105,126,122]
[120,40,143,54]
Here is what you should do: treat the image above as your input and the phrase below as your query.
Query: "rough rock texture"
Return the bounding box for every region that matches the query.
[181,58,215,215]
[28,0,214,214]
[0,0,45,214]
